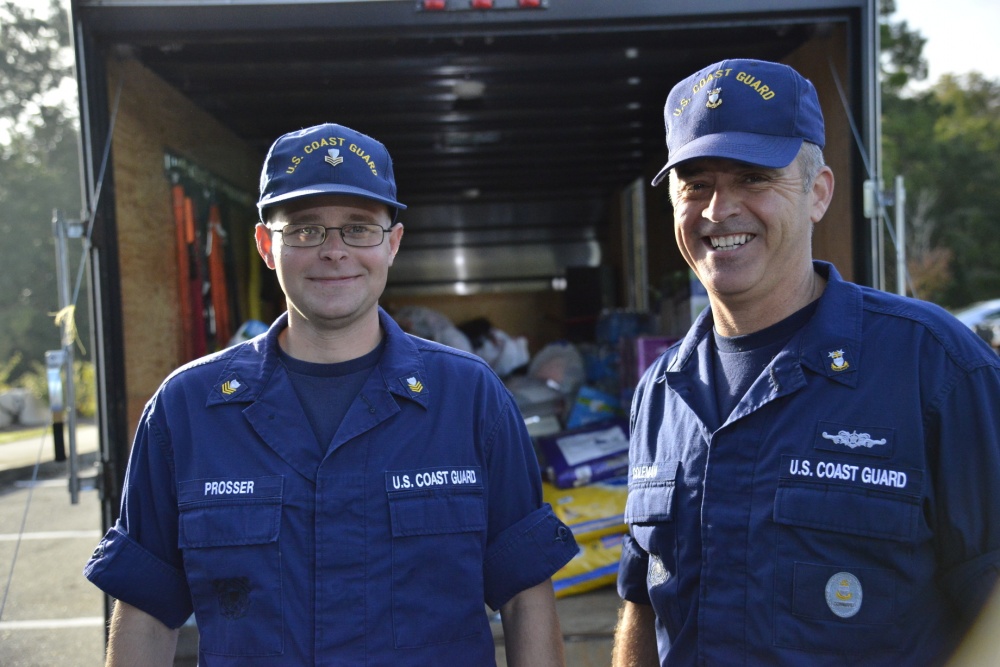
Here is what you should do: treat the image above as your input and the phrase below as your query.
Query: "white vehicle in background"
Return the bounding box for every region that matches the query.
[952,298,1000,352]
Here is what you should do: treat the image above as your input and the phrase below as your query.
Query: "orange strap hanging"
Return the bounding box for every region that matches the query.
[184,195,208,358]
[171,184,194,361]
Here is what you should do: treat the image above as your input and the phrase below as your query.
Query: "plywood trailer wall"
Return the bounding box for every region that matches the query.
[107,57,260,436]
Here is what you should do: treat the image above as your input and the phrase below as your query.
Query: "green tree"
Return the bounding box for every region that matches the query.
[926,74,1000,304]
[880,2,1000,307]
[0,0,83,383]
[879,0,928,94]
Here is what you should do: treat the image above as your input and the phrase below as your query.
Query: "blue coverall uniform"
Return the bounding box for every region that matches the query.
[618,262,1000,665]
[85,308,577,665]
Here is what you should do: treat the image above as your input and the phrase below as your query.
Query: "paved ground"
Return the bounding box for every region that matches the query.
[0,423,621,666]
[0,423,105,667]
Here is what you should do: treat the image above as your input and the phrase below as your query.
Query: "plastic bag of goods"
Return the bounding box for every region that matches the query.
[542,476,627,543]
[552,532,625,598]
[538,420,630,489]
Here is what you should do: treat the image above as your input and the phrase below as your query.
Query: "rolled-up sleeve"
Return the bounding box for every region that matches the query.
[483,504,578,609]
[617,533,652,604]
[82,399,193,628]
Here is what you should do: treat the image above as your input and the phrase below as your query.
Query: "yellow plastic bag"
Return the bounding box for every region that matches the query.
[543,477,627,542]
[553,532,624,598]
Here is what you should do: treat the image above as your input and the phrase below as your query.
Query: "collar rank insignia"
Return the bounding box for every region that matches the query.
[218,376,247,399]
[399,374,426,398]
[706,87,722,109]
[325,149,344,167]
[828,349,850,372]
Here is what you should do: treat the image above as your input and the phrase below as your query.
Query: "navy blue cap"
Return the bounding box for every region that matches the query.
[257,123,407,221]
[651,59,825,186]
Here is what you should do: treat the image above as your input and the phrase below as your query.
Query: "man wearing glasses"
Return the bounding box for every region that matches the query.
[84,123,578,666]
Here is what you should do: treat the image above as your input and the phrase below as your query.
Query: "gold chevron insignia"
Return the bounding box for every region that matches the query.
[407,377,424,393]
[221,379,242,395]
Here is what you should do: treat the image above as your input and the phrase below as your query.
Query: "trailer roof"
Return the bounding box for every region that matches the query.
[75,0,868,207]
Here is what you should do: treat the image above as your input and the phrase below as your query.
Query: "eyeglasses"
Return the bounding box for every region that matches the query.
[273,223,391,248]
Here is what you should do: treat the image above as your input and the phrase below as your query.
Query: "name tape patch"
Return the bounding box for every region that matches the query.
[205,479,255,496]
[386,467,482,492]
[178,475,283,503]
[782,454,920,492]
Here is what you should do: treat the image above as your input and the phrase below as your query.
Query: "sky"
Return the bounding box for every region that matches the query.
[894,0,1000,85]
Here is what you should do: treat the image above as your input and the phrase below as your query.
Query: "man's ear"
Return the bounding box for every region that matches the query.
[255,223,276,269]
[809,166,835,223]
[387,223,404,266]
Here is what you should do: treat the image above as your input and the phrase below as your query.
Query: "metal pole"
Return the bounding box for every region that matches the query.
[895,175,906,296]
[52,210,81,504]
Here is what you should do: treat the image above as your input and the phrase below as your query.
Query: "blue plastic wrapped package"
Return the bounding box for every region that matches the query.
[565,385,623,429]
[539,420,630,488]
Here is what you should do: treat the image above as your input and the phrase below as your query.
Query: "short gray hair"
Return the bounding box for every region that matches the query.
[798,141,826,191]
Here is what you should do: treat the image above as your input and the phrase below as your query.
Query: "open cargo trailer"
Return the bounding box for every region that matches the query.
[70,0,880,659]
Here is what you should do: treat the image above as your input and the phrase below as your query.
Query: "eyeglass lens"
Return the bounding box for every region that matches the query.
[280,224,386,247]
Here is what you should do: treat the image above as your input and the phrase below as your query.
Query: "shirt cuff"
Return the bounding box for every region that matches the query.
[483,504,578,609]
[83,522,193,629]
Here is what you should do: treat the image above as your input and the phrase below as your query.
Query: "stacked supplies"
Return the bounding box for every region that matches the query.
[544,477,629,598]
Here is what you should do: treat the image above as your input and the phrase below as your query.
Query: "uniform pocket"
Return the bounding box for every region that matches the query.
[387,488,487,649]
[771,478,924,655]
[177,476,284,657]
[624,461,678,555]
[624,482,676,524]
[624,467,682,631]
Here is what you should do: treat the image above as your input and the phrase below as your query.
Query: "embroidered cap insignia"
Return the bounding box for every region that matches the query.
[706,87,722,109]
[324,148,344,167]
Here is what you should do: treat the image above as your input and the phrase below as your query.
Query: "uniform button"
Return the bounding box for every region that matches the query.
[91,543,105,559]
[556,525,570,542]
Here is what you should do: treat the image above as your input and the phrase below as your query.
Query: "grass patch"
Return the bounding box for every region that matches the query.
[0,427,47,445]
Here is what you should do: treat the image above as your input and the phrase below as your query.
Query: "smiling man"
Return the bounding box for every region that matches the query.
[84,123,578,666]
[612,59,1000,666]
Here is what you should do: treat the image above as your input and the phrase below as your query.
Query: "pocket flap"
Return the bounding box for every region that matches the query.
[389,490,486,537]
[774,485,921,543]
[625,460,678,523]
[177,476,283,548]
[625,480,677,524]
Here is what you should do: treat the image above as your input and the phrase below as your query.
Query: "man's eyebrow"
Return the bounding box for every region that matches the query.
[284,212,323,224]
[283,210,379,224]
[344,211,378,222]
[673,167,706,181]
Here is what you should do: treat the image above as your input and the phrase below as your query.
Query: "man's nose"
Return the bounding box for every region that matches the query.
[318,227,349,256]
[703,185,741,223]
